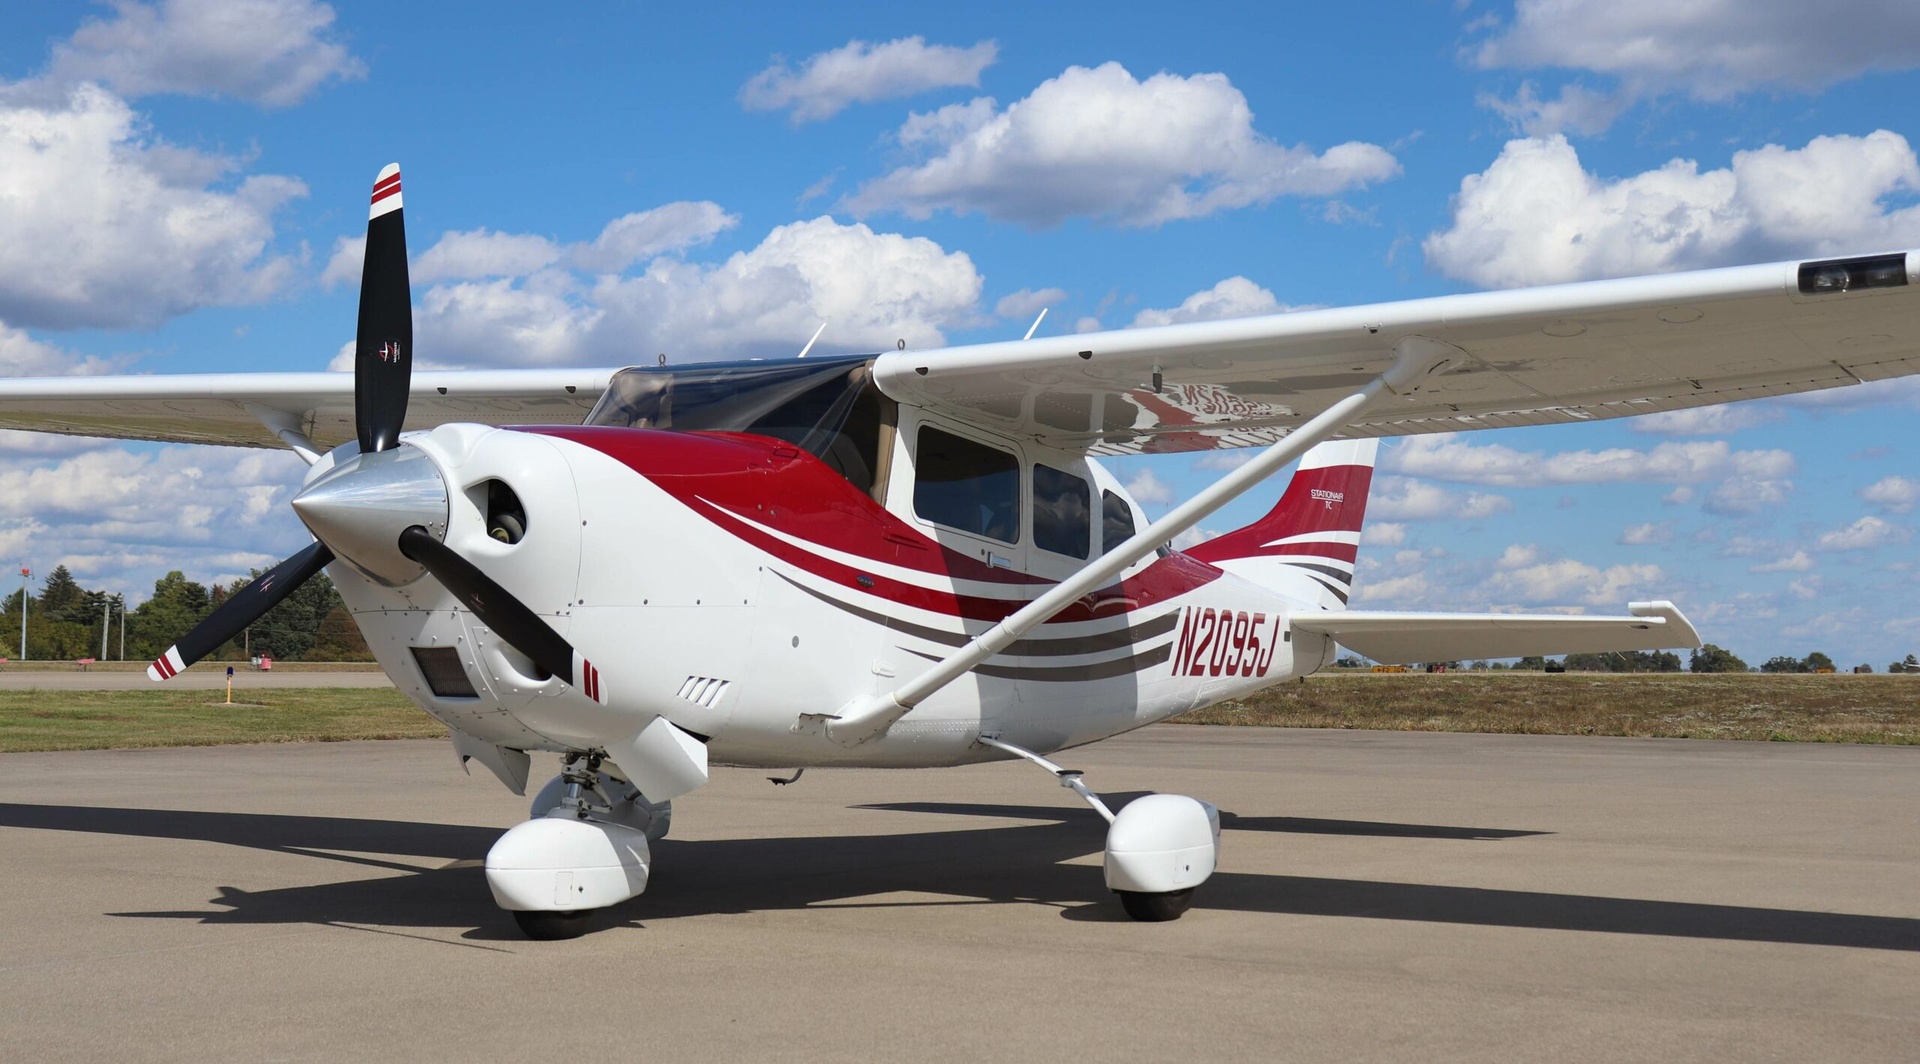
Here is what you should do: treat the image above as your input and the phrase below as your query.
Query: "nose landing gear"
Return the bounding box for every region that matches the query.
[976,736,1220,921]
[487,752,664,940]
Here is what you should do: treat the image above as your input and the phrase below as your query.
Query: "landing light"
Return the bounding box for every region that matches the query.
[1798,253,1908,295]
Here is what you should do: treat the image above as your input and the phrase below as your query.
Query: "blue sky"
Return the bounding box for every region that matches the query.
[1,0,1917,667]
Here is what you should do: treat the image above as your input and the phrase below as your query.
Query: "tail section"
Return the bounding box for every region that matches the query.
[1184,438,1378,608]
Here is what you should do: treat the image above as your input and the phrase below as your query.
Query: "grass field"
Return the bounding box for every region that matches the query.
[0,673,1916,753]
[0,687,446,753]
[1181,672,1920,744]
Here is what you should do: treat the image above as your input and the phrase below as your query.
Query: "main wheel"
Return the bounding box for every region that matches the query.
[1117,888,1194,922]
[512,909,591,940]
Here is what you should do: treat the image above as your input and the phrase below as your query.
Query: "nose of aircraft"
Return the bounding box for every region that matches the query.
[291,445,449,585]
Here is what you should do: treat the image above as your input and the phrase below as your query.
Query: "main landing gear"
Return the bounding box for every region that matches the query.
[485,752,672,940]
[977,736,1220,921]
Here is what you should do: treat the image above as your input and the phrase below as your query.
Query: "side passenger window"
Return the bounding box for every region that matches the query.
[914,427,1020,543]
[1033,464,1091,559]
[1101,489,1136,556]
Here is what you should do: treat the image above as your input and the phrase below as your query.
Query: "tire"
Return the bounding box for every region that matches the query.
[512,908,591,940]
[1117,888,1194,922]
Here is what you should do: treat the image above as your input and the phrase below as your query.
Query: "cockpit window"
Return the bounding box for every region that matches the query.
[1101,489,1136,556]
[914,427,1020,544]
[585,355,886,494]
[1033,464,1091,559]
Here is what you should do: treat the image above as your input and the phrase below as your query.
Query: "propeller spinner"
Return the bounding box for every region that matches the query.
[145,165,605,703]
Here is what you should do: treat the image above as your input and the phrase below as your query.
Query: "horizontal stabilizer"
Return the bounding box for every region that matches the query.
[1291,600,1700,664]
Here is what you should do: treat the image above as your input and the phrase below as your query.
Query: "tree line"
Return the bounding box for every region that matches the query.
[1,564,370,663]
[1334,645,1908,673]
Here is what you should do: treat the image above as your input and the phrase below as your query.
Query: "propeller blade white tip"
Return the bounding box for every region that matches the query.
[147,646,185,681]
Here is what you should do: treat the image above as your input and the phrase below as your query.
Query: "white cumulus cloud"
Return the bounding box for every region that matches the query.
[1619,522,1674,545]
[1629,403,1785,436]
[1388,433,1795,487]
[413,229,563,285]
[847,62,1399,228]
[372,215,983,369]
[1472,0,1920,103]
[1479,82,1628,138]
[0,85,306,329]
[1369,476,1512,522]
[1363,522,1408,547]
[994,287,1067,320]
[1129,277,1309,328]
[1860,475,1919,514]
[740,37,997,123]
[0,323,124,376]
[8,0,363,109]
[1424,132,1920,288]
[1815,515,1908,552]
[1751,551,1815,573]
[568,202,738,273]
[0,442,312,600]
[1703,475,1795,516]
[1485,549,1666,607]
[1125,469,1175,507]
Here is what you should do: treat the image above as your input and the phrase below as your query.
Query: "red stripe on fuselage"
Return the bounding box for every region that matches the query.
[525,425,1225,624]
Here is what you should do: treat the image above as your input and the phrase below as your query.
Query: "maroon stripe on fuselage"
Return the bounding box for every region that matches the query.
[525,425,1225,624]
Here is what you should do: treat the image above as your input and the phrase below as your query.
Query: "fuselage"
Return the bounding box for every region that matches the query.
[323,416,1334,771]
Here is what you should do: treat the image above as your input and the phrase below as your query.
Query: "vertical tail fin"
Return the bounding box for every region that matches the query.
[1183,438,1378,609]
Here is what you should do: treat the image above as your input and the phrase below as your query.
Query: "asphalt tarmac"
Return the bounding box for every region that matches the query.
[0,727,1914,1062]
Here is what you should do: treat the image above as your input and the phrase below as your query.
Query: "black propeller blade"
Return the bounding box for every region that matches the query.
[397,526,604,702]
[146,541,335,680]
[354,163,412,454]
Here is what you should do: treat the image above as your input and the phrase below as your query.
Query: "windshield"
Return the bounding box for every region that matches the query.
[585,355,888,494]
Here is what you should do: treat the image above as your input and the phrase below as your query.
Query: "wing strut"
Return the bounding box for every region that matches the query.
[815,335,1462,745]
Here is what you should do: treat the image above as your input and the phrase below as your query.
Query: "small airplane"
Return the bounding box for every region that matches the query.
[2,164,1914,938]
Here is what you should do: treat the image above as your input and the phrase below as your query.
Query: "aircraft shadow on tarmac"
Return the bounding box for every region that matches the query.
[0,799,1914,952]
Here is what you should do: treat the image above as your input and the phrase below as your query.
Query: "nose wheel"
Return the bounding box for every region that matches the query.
[976,736,1220,921]
[1117,887,1195,922]
[487,752,657,939]
[513,908,591,940]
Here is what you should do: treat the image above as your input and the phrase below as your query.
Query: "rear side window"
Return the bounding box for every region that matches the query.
[1033,464,1091,559]
[1101,489,1136,555]
[914,427,1020,543]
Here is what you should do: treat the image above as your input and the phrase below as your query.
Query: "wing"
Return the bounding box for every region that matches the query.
[1290,601,1701,665]
[872,251,1920,454]
[0,368,617,448]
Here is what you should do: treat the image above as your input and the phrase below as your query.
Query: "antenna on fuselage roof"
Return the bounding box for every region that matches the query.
[1022,307,1048,341]
[796,321,827,359]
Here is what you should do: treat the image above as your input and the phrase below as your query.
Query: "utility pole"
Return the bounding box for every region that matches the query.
[17,567,27,661]
[100,599,110,659]
[118,597,125,660]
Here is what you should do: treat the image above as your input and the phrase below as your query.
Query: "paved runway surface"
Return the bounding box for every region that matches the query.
[0,728,1915,1062]
[0,668,392,690]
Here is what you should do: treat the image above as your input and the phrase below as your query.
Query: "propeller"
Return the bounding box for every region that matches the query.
[146,164,605,704]
[397,526,602,701]
[145,541,334,680]
[355,163,412,454]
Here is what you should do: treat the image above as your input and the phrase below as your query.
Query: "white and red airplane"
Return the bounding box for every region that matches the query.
[2,165,1914,937]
